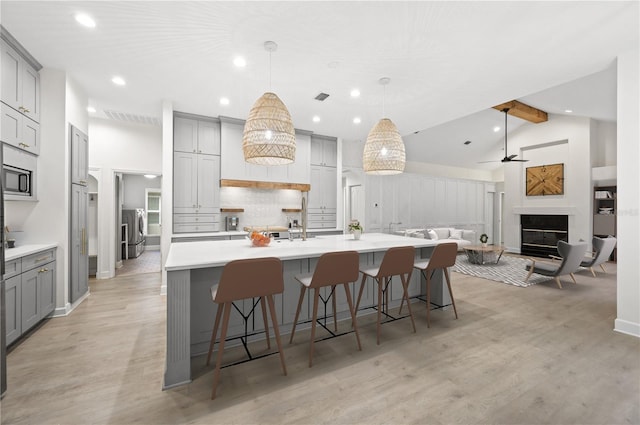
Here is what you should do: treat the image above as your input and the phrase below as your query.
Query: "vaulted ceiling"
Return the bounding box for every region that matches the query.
[2,1,637,170]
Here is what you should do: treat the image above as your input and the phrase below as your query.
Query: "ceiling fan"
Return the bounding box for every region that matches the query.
[479,107,528,163]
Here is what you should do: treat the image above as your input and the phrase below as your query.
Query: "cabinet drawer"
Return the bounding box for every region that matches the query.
[22,249,56,272]
[173,213,220,224]
[174,223,220,233]
[4,258,22,279]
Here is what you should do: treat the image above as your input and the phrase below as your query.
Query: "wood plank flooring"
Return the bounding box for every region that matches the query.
[1,262,638,424]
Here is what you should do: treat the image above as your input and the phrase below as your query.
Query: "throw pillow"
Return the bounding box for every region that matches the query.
[450,229,463,240]
[427,229,438,240]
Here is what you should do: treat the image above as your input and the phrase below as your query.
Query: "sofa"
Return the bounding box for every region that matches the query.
[403,227,476,251]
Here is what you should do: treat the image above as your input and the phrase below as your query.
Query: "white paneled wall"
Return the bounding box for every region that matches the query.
[219,187,302,229]
[365,172,493,238]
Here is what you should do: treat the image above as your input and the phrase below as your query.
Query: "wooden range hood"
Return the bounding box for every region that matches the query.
[220,179,310,192]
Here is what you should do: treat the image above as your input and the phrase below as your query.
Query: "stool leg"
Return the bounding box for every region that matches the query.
[206,303,223,366]
[212,302,232,400]
[444,268,458,319]
[289,286,306,344]
[343,283,362,351]
[332,285,338,332]
[309,288,320,367]
[401,273,416,333]
[376,277,383,345]
[267,294,287,376]
[259,297,271,350]
[425,270,431,328]
[355,273,367,312]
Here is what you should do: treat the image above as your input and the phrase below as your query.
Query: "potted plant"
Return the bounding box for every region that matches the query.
[349,220,363,240]
[479,233,489,247]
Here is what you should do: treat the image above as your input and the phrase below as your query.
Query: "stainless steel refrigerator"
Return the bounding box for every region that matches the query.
[1,146,7,398]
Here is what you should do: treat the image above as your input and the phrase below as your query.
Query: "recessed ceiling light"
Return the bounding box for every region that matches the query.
[353,117,361,124]
[87,106,96,113]
[493,126,500,132]
[312,115,320,123]
[111,76,126,86]
[220,97,230,105]
[233,57,246,68]
[75,13,96,28]
[350,89,360,98]
[565,109,573,113]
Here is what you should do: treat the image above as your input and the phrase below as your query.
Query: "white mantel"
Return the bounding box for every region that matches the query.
[512,206,579,215]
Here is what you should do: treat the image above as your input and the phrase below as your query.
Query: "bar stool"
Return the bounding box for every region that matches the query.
[205,257,287,400]
[411,242,458,327]
[355,246,417,345]
[289,250,362,366]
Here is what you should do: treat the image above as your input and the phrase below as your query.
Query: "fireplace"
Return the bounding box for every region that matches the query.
[521,215,568,257]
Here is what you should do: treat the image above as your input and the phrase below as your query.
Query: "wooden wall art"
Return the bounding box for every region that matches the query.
[526,163,564,196]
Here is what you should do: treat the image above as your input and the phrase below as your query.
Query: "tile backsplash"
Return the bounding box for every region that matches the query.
[220,187,303,229]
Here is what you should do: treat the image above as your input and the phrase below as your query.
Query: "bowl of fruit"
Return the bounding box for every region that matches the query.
[249,231,272,247]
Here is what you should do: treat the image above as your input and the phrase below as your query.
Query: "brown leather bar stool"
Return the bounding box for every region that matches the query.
[411,242,458,327]
[355,246,417,345]
[290,251,362,367]
[205,257,287,400]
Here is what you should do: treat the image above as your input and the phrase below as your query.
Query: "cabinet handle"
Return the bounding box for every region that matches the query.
[18,142,30,148]
[79,180,87,185]
[19,106,30,113]
[39,268,49,273]
[35,255,49,262]
[81,228,86,255]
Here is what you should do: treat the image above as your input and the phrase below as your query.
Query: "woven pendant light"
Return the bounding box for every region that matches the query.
[363,78,405,175]
[242,41,296,165]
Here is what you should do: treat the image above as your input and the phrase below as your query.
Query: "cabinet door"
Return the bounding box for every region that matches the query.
[197,120,220,155]
[21,268,39,332]
[71,125,88,185]
[287,133,311,184]
[39,261,56,319]
[322,139,337,167]
[308,166,324,209]
[22,116,40,155]
[219,121,246,180]
[173,152,199,213]
[71,184,89,303]
[1,102,21,146]
[174,116,198,153]
[310,139,324,166]
[5,275,21,345]
[1,39,21,109]
[197,154,220,213]
[322,167,337,210]
[21,63,40,122]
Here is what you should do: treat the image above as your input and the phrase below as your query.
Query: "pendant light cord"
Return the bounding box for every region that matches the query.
[269,50,272,92]
[383,83,386,118]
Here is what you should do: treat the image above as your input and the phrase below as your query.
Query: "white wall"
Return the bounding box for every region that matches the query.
[615,48,639,337]
[88,118,162,279]
[4,68,88,314]
[122,174,161,210]
[502,115,592,253]
[591,120,617,167]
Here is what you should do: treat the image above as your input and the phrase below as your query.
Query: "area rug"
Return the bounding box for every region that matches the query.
[453,254,551,288]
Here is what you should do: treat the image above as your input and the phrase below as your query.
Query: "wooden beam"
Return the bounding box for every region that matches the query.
[220,179,311,192]
[493,100,548,123]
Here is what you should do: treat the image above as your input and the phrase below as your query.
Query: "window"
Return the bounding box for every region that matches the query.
[145,189,161,236]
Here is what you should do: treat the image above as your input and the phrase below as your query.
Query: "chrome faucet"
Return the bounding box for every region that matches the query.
[389,221,402,233]
[301,195,307,241]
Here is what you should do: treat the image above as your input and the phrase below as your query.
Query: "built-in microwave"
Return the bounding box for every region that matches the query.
[3,164,32,197]
[3,143,37,201]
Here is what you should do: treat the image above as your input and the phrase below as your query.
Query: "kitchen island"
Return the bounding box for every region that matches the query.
[163,233,447,389]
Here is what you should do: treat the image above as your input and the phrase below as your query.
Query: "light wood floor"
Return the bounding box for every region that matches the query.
[2,263,638,424]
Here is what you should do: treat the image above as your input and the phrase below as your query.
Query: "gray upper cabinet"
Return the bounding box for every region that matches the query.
[174,115,220,155]
[310,136,337,167]
[1,99,40,155]
[1,38,40,123]
[71,125,89,186]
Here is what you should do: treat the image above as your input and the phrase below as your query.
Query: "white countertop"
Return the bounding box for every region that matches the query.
[165,233,437,271]
[171,230,248,238]
[5,243,58,261]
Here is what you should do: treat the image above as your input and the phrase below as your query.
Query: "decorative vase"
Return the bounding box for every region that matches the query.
[353,229,362,240]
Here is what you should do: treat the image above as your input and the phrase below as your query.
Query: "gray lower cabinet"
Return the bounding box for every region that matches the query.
[4,248,56,346]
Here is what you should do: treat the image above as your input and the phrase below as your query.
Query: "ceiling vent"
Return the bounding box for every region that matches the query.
[104,110,161,126]
[314,92,330,101]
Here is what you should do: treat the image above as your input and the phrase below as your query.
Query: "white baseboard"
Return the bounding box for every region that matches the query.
[160,284,167,295]
[95,270,112,279]
[52,290,91,317]
[116,260,123,269]
[614,318,640,338]
[145,245,160,251]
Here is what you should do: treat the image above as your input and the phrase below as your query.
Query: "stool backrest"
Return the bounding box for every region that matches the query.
[310,251,359,288]
[377,246,415,278]
[426,242,458,270]
[214,257,284,302]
